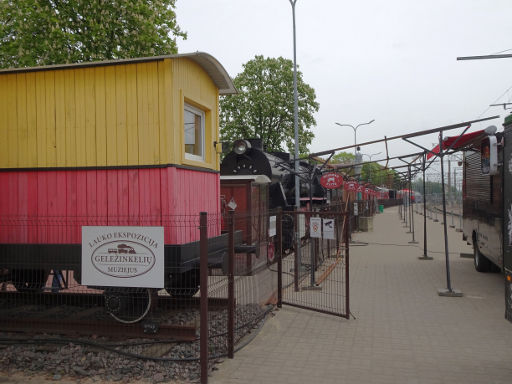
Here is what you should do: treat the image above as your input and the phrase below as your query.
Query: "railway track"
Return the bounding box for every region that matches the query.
[0,291,229,341]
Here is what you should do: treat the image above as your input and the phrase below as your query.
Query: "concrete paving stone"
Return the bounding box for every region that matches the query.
[210,207,512,383]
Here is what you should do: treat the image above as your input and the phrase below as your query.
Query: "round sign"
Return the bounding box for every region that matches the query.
[320,173,343,189]
[267,242,275,263]
[345,181,358,191]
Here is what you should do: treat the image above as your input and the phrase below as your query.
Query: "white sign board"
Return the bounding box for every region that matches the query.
[299,214,306,238]
[354,202,359,216]
[310,217,322,238]
[82,226,165,288]
[269,216,277,237]
[323,218,336,240]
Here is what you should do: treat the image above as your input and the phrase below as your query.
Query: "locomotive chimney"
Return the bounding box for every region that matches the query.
[247,138,263,151]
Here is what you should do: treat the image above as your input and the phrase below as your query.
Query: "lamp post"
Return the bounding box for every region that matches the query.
[362,152,382,183]
[289,0,299,210]
[289,0,301,290]
[335,119,375,155]
[363,151,382,162]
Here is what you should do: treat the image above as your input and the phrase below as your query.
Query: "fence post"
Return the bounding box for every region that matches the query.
[227,210,235,359]
[199,212,208,384]
[344,212,350,319]
[277,208,283,308]
[294,211,299,292]
[309,212,315,288]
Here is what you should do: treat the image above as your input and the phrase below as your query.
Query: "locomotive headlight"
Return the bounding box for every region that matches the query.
[233,139,251,155]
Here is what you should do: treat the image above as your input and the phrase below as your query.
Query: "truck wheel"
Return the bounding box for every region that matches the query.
[473,239,491,272]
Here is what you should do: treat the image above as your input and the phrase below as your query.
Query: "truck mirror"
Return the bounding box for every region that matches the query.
[481,135,498,175]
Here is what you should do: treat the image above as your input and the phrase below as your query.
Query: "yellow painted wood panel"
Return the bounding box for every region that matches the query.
[158,61,168,164]
[54,70,66,167]
[84,68,96,167]
[75,69,87,166]
[0,57,221,170]
[136,63,150,165]
[6,75,18,167]
[115,66,128,166]
[16,74,30,168]
[64,70,76,167]
[105,66,117,166]
[35,72,48,167]
[0,77,8,166]
[125,65,138,165]
[147,62,160,164]
[25,73,38,166]
[161,60,173,164]
[44,71,56,167]
[94,67,107,166]
[173,59,218,170]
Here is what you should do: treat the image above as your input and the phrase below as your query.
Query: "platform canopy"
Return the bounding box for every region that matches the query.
[427,129,486,159]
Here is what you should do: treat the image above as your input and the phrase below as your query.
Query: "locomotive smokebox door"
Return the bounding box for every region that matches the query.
[220,175,270,275]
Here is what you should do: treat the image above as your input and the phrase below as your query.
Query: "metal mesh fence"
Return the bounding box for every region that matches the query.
[0,210,278,382]
[279,210,350,318]
[0,206,353,381]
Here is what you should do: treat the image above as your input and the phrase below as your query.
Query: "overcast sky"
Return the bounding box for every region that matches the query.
[176,0,512,169]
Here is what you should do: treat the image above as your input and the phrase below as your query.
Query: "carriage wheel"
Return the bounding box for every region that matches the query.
[104,287,153,324]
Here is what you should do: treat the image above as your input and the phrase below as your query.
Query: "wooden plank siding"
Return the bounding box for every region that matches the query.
[0,58,219,171]
[0,168,220,245]
[0,57,223,247]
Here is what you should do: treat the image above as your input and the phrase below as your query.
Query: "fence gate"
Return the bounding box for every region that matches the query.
[276,210,350,318]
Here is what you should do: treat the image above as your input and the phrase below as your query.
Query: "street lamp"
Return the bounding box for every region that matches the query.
[289,0,299,212]
[289,0,302,290]
[335,119,375,155]
[362,151,382,162]
[362,152,382,183]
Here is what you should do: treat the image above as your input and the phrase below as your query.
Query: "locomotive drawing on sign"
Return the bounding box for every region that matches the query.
[0,52,237,323]
[108,244,136,254]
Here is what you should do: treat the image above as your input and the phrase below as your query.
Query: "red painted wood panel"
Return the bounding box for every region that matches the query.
[18,172,28,243]
[66,171,77,243]
[96,170,108,226]
[86,170,97,225]
[27,172,38,243]
[128,169,140,226]
[46,171,58,243]
[117,169,129,226]
[37,172,48,243]
[0,167,220,245]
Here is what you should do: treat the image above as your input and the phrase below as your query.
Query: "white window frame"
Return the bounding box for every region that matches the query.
[184,103,205,162]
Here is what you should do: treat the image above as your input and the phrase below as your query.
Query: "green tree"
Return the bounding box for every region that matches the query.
[361,162,382,184]
[0,0,186,68]
[331,151,355,164]
[220,55,319,154]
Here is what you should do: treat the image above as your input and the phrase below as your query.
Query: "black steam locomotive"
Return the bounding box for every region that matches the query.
[220,139,327,253]
[220,138,326,209]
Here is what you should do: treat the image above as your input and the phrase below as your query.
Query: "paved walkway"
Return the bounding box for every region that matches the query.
[210,206,512,384]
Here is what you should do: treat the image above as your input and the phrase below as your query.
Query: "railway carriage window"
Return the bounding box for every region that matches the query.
[184,103,205,161]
